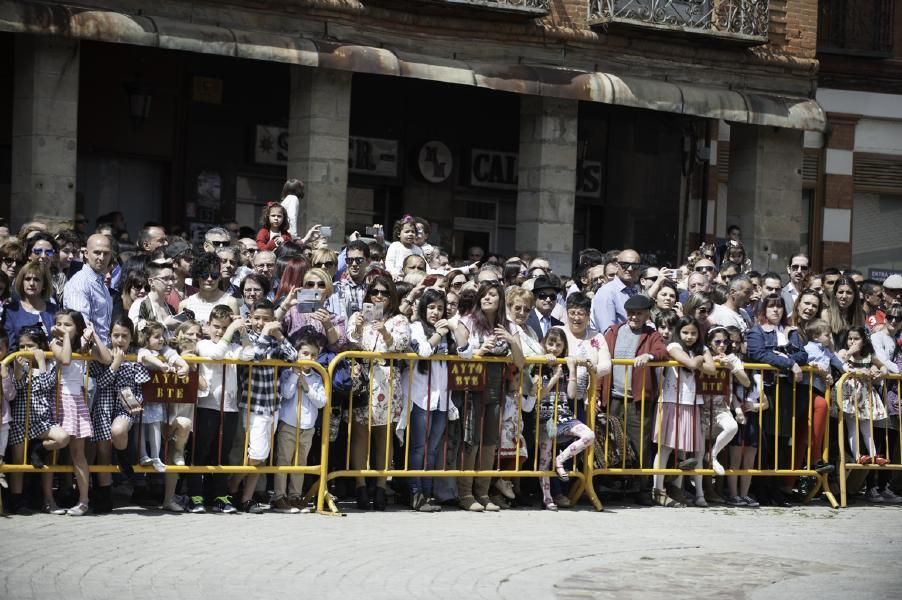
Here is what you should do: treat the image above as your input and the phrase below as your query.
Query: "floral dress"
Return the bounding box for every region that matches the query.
[350,314,411,426]
[841,354,887,422]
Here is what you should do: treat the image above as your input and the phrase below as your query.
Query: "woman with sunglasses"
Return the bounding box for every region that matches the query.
[683,292,714,338]
[25,233,66,306]
[280,267,344,349]
[111,270,149,324]
[346,276,411,510]
[0,239,24,282]
[4,262,57,350]
[180,252,240,324]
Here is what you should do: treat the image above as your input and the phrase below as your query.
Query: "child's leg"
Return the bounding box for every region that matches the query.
[95,440,113,487]
[43,425,70,451]
[859,419,877,458]
[538,434,553,503]
[422,411,448,497]
[844,414,860,459]
[653,445,673,492]
[68,438,90,505]
[555,422,595,465]
[740,447,757,497]
[711,411,738,474]
[290,429,316,499]
[169,417,192,463]
[727,446,742,497]
[9,443,24,494]
[692,448,705,501]
[240,459,263,503]
[111,416,131,451]
[349,420,369,489]
[370,425,392,489]
[143,421,162,460]
[273,421,297,500]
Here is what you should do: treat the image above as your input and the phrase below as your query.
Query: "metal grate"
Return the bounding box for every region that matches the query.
[717,146,819,182]
[589,0,770,41]
[854,155,902,194]
[818,0,895,57]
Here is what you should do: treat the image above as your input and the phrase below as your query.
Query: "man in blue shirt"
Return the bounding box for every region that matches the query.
[63,233,113,344]
[590,249,641,334]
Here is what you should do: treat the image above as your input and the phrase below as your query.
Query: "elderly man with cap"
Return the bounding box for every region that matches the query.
[602,293,670,505]
[883,274,902,309]
[527,275,564,338]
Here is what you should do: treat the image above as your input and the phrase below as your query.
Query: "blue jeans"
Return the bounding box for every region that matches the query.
[408,405,448,496]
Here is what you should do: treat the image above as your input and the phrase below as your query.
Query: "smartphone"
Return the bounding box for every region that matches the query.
[422,275,438,287]
[365,226,378,236]
[361,303,374,322]
[296,289,321,314]
[172,311,192,323]
[320,226,332,239]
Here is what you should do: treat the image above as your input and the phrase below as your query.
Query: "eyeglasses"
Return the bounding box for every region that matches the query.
[347,257,366,265]
[209,240,230,248]
[536,292,557,301]
[790,264,809,272]
[304,280,327,289]
[695,266,715,273]
[315,261,336,269]
[370,289,390,298]
[478,279,499,287]
[567,310,588,319]
[644,276,659,282]
[32,248,55,257]
[2,257,19,266]
[199,272,221,280]
[618,262,641,271]
[242,247,259,254]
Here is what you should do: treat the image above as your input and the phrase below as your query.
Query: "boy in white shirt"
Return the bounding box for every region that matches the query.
[271,328,327,513]
[185,304,254,514]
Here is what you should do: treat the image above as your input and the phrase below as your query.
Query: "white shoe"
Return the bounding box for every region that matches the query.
[171,450,186,467]
[493,479,515,500]
[67,503,90,516]
[881,488,902,504]
[0,473,7,489]
[711,458,725,476]
[150,458,166,473]
[139,456,153,466]
[161,499,185,512]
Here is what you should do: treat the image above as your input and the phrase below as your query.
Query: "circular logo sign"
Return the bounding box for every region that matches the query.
[418,141,453,183]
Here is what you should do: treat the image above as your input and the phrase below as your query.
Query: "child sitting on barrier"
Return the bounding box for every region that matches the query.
[837,326,888,468]
[801,318,844,475]
[534,329,595,511]
[89,315,150,512]
[652,316,716,508]
[702,327,743,477]
[495,363,535,509]
[232,299,298,514]
[187,305,253,514]
[271,327,327,514]
[136,320,190,474]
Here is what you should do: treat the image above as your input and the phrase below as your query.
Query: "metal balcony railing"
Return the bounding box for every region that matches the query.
[589,0,770,42]
[818,0,895,57]
[401,0,550,17]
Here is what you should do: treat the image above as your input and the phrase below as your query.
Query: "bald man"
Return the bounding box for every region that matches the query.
[591,249,642,334]
[63,233,114,344]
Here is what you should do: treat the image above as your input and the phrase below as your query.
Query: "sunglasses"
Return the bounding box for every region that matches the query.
[133,285,151,293]
[315,261,336,269]
[347,257,366,265]
[618,262,641,271]
[304,280,327,289]
[886,314,902,323]
[711,339,729,346]
[370,289,390,298]
[32,248,55,257]
[209,240,230,247]
[450,280,466,289]
[242,247,259,254]
[2,257,19,266]
[199,272,221,280]
[790,264,809,271]
[695,266,715,273]
[536,292,557,301]
[697,306,711,314]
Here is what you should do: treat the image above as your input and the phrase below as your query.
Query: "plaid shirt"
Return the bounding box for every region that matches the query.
[238,330,298,415]
[333,276,368,319]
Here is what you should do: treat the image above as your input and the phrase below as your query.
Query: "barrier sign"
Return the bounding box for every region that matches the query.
[448,362,487,391]
[142,371,199,403]
[696,370,730,397]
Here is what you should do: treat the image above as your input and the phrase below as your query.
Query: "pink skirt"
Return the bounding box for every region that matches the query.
[652,403,702,453]
[56,393,93,440]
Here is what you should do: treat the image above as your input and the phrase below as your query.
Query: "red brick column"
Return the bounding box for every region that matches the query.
[820,113,859,269]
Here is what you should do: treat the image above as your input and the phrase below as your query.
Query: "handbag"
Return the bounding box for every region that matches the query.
[118,387,142,414]
[593,412,637,469]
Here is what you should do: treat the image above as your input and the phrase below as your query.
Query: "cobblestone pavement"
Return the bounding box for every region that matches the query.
[1,499,901,599]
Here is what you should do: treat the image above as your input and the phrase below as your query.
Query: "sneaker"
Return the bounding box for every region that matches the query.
[880,488,902,504]
[150,458,166,473]
[553,494,572,509]
[67,502,90,516]
[288,496,308,512]
[693,496,709,508]
[139,456,153,467]
[459,495,484,512]
[0,473,7,489]
[187,496,207,514]
[725,495,747,507]
[212,496,237,514]
[240,500,265,514]
[44,501,67,515]
[476,496,501,512]
[741,495,760,508]
[171,450,186,467]
[493,479,516,500]
[412,492,440,513]
[271,496,300,514]
[161,498,185,512]
[865,487,884,503]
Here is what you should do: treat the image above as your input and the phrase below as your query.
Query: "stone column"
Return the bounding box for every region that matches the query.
[287,67,352,244]
[727,125,805,270]
[11,35,80,230]
[515,96,578,275]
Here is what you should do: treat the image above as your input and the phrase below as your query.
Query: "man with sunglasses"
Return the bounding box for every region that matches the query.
[334,240,371,318]
[203,227,233,254]
[882,274,902,310]
[781,253,810,314]
[590,248,642,335]
[526,276,563,338]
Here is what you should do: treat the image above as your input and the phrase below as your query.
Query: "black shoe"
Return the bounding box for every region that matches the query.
[634,492,655,507]
[771,489,792,508]
[373,487,387,511]
[812,460,835,475]
[92,486,114,514]
[116,449,134,477]
[29,444,46,469]
[356,486,370,510]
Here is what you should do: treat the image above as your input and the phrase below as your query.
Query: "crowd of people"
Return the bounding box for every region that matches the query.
[0,187,900,516]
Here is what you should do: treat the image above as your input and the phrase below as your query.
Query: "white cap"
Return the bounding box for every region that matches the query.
[883,273,902,290]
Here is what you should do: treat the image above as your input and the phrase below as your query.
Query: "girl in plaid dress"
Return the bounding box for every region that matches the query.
[6,326,69,514]
[89,315,150,511]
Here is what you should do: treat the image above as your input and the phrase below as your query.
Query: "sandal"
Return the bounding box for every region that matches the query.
[875,455,888,466]
[858,455,873,465]
[652,489,685,508]
[554,457,569,482]
[544,500,559,511]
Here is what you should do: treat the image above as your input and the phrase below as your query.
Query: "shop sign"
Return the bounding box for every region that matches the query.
[469,149,602,197]
[576,160,602,198]
[869,268,902,282]
[142,371,199,403]
[349,137,399,178]
[418,141,452,183]
[253,126,398,178]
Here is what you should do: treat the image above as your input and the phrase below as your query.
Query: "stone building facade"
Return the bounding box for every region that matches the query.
[0,0,825,273]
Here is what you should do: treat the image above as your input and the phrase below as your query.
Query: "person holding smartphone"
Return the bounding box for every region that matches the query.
[280,267,344,350]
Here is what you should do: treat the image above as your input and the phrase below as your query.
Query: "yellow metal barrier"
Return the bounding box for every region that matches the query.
[835,371,902,507]
[0,351,336,514]
[320,351,603,513]
[586,360,838,510]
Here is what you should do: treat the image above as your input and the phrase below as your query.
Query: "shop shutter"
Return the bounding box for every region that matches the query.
[854,155,902,194]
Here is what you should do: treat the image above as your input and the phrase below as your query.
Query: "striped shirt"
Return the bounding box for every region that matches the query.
[63,263,112,344]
